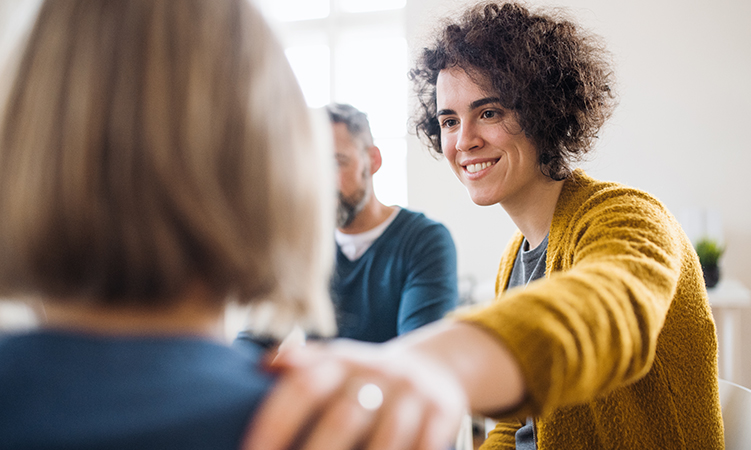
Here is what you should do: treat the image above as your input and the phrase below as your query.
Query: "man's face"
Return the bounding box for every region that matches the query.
[333,122,372,228]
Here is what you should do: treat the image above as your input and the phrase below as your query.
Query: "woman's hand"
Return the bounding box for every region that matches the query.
[241,337,469,450]
[242,320,525,450]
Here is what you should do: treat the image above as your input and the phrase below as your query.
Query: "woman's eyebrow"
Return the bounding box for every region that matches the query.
[469,97,502,110]
[436,108,455,118]
[437,97,503,118]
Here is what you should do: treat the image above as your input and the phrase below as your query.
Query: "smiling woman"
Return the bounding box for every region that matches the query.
[242,2,724,450]
[411,4,615,183]
[436,68,548,214]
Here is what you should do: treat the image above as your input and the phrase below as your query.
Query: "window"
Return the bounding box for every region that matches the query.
[254,0,408,207]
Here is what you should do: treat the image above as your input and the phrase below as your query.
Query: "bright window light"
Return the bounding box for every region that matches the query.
[254,0,329,22]
[334,36,408,138]
[339,0,406,13]
[258,0,409,207]
[284,45,330,108]
[373,138,408,207]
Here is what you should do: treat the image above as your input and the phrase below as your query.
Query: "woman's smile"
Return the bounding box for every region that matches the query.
[436,67,543,207]
[463,158,499,175]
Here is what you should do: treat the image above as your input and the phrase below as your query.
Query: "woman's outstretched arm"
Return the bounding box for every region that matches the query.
[242,320,525,450]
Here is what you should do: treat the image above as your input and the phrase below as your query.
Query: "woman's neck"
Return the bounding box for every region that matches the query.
[502,178,565,249]
[42,285,226,340]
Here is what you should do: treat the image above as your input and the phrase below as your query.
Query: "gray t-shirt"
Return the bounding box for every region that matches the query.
[508,234,548,289]
[507,234,548,450]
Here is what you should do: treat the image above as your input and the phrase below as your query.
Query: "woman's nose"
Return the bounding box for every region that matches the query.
[455,123,482,152]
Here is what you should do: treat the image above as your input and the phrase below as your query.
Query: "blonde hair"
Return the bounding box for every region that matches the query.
[0,0,335,336]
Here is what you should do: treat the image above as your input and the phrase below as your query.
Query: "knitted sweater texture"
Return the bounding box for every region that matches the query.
[457,170,724,449]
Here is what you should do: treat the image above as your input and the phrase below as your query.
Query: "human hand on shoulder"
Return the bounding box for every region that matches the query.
[242,336,468,450]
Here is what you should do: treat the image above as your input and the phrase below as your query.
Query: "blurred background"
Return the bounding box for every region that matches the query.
[1,0,750,386]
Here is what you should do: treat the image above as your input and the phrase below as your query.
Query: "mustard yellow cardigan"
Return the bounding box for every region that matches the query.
[456,170,724,449]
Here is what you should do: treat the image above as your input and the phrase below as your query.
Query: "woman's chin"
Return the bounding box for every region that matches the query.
[467,191,499,207]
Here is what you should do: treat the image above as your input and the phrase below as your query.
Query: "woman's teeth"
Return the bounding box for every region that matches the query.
[466,160,496,174]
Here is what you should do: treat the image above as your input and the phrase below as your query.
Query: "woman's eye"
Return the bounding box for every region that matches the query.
[441,118,458,128]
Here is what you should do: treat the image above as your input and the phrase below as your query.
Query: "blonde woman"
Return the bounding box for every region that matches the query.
[0,0,334,448]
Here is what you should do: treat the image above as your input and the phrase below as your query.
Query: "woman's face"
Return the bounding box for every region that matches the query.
[436,67,544,208]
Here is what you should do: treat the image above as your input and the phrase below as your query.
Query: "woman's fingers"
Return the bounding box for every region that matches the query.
[364,390,424,450]
[242,339,468,450]
[417,406,464,450]
[297,379,380,450]
[241,353,346,450]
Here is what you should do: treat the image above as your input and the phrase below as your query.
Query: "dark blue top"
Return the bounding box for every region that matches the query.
[331,208,458,343]
[0,330,273,450]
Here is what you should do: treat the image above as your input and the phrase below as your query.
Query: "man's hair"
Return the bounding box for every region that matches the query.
[409,1,617,180]
[326,103,375,150]
[0,0,335,335]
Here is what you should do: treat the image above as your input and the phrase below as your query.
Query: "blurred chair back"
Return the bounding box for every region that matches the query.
[719,378,751,450]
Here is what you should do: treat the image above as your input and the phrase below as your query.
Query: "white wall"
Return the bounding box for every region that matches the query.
[406,0,751,386]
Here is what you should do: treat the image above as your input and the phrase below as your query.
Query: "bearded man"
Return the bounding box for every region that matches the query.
[327,103,458,342]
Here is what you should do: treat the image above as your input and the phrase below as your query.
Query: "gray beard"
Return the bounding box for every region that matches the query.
[336,188,368,228]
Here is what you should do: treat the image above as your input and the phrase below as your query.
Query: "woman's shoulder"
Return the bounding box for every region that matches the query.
[558,170,671,221]
[551,170,683,259]
[0,331,274,449]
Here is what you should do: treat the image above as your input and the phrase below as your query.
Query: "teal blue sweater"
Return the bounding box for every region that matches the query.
[0,331,272,449]
[332,209,458,342]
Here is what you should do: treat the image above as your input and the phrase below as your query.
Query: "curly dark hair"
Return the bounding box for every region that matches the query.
[409,1,617,180]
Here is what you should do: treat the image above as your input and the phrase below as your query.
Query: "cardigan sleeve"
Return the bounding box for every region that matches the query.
[455,182,688,418]
[480,417,524,450]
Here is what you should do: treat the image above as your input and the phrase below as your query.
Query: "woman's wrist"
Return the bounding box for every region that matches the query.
[391,320,527,415]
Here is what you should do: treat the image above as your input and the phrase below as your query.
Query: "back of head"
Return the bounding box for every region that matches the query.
[0,0,335,336]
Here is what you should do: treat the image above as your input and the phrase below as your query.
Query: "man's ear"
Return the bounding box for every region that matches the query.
[368,145,382,175]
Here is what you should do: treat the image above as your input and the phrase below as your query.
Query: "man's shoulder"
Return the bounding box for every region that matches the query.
[383,208,455,253]
[394,208,449,232]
